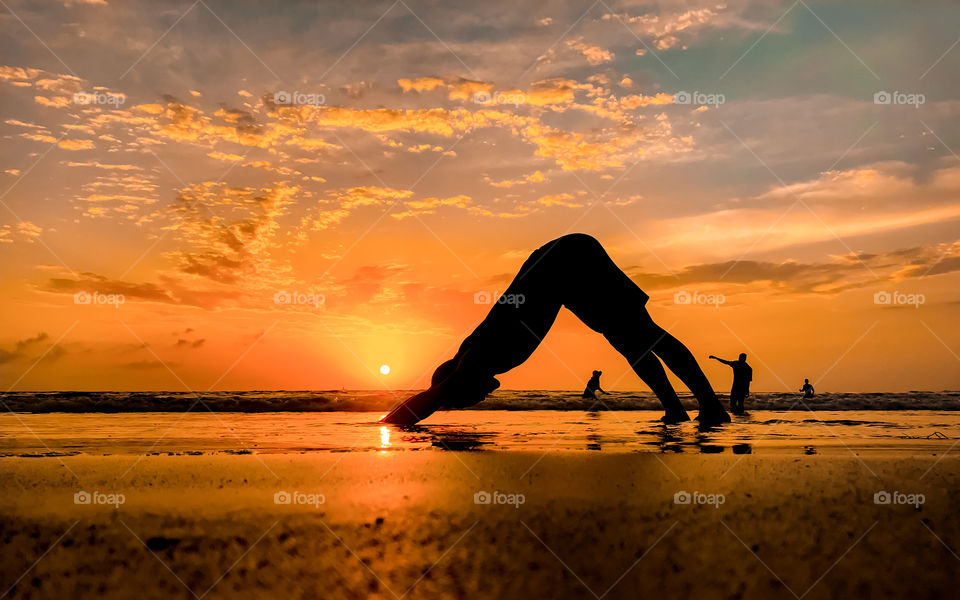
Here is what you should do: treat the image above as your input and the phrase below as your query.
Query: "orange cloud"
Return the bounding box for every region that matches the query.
[58,139,95,150]
[446,78,494,101]
[536,193,584,208]
[207,150,245,162]
[21,132,57,144]
[565,37,614,65]
[398,77,445,92]
[487,170,545,188]
[34,96,71,108]
[65,161,141,170]
[392,194,472,219]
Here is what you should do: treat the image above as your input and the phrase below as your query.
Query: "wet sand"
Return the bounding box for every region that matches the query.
[2,410,957,454]
[2,451,957,599]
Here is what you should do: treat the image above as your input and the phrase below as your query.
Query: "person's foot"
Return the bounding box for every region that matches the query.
[695,399,731,425]
[660,410,691,424]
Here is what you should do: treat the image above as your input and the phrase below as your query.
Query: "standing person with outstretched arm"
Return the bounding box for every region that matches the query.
[709,353,752,415]
[382,234,730,426]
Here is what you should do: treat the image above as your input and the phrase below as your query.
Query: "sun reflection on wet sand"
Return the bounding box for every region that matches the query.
[379,425,392,452]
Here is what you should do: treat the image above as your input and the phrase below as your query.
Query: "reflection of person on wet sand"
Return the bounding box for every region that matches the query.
[800,379,815,398]
[709,353,752,415]
[382,234,731,426]
[582,370,607,399]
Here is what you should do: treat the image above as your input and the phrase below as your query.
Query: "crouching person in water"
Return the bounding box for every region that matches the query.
[582,370,607,399]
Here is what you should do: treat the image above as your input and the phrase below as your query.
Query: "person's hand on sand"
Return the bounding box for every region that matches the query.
[382,362,499,425]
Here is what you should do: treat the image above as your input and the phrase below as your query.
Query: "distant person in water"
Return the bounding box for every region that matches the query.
[382,234,731,426]
[709,353,752,415]
[582,370,607,399]
[800,379,815,398]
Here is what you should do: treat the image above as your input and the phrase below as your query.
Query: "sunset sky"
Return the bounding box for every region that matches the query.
[2,0,959,393]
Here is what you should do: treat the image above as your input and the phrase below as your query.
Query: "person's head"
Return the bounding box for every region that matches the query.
[593,370,602,377]
[804,378,809,384]
[738,353,747,362]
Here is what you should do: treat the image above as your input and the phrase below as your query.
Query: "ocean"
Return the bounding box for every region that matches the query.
[2,390,960,412]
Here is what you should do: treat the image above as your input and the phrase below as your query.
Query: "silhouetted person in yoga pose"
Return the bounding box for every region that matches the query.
[382,234,731,426]
[709,353,752,415]
[800,378,815,398]
[582,370,607,399]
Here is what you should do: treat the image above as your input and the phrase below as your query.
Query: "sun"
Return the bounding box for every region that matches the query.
[379,364,391,375]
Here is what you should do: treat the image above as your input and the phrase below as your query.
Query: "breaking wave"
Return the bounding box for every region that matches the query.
[1,390,959,413]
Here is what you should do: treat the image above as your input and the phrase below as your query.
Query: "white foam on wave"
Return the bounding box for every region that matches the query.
[1,390,959,413]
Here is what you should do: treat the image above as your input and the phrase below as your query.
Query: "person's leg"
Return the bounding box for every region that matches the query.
[629,352,690,422]
[729,390,744,414]
[607,310,728,422]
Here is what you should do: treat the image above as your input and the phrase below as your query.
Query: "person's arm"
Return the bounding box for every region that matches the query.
[709,355,733,366]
